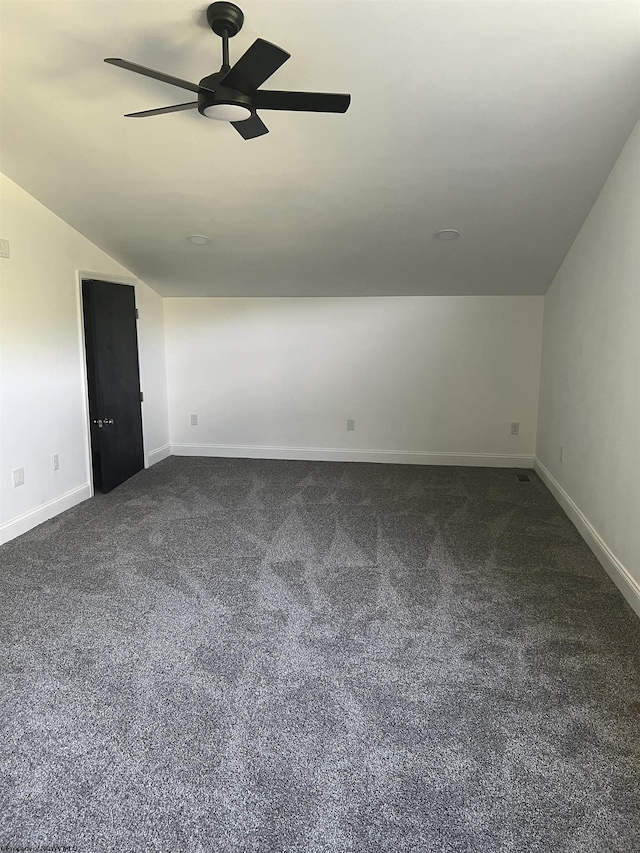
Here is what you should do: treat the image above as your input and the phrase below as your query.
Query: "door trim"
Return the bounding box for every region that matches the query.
[75,270,149,497]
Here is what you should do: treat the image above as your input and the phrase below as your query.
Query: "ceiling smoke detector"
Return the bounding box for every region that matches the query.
[187,235,211,245]
[436,230,461,240]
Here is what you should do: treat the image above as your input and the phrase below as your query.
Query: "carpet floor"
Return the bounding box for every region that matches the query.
[1,457,639,853]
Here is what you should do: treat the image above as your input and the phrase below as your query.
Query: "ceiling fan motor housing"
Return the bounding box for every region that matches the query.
[197,74,253,121]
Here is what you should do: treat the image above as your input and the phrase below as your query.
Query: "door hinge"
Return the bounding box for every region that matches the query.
[135,308,139,319]
[140,391,144,402]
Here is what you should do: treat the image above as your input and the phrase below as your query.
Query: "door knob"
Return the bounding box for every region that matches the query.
[93,419,103,428]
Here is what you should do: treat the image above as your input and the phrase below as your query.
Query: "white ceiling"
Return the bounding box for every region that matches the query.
[1,0,639,297]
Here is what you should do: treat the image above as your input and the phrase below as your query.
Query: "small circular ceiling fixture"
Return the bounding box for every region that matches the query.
[187,234,211,245]
[203,103,252,122]
[436,229,461,240]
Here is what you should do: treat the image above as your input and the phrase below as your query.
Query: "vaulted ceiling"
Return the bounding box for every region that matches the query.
[1,1,638,296]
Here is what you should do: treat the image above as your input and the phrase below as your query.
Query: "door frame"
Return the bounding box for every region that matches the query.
[75,270,150,497]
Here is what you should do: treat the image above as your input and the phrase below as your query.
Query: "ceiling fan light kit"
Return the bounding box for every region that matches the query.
[202,102,252,122]
[104,2,351,139]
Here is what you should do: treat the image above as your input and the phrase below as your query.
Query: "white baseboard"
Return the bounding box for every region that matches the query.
[0,483,91,546]
[171,443,534,468]
[147,444,171,467]
[534,459,640,619]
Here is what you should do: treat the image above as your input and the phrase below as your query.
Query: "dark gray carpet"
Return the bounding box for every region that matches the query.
[1,457,639,853]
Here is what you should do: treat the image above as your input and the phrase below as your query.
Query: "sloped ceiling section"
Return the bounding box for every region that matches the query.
[1,0,638,296]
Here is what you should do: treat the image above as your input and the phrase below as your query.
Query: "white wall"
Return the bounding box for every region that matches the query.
[0,174,169,543]
[536,121,640,616]
[165,296,543,465]
[135,280,170,466]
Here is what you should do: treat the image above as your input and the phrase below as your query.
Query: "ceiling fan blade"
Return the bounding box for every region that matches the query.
[104,58,214,95]
[219,39,290,94]
[124,102,198,118]
[253,90,351,113]
[231,113,269,140]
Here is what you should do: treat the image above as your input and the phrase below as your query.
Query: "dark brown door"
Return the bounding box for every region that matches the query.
[82,279,144,493]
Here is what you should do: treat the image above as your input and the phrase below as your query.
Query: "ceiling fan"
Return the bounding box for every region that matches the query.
[104,1,351,139]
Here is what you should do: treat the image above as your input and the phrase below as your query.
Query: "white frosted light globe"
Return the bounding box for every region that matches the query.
[203,103,252,122]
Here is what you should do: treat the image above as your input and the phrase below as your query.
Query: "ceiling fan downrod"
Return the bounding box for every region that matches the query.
[221,30,230,70]
[207,3,244,71]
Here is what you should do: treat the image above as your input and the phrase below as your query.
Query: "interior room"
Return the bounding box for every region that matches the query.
[1,1,639,850]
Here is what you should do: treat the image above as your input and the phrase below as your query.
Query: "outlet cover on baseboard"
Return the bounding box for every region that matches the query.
[347,418,356,431]
[510,422,520,435]
[0,239,10,259]
[190,414,198,426]
[12,467,24,487]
